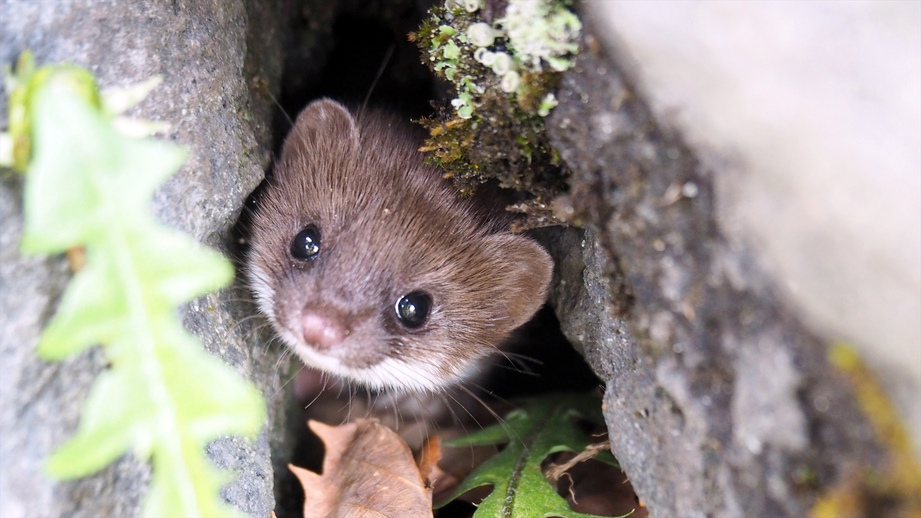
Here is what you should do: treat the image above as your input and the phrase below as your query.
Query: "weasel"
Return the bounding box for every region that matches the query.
[247,99,552,395]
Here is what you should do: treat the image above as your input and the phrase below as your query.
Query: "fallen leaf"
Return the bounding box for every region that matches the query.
[417,435,442,489]
[291,419,433,518]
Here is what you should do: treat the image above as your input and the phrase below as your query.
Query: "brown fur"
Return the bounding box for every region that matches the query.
[247,99,552,392]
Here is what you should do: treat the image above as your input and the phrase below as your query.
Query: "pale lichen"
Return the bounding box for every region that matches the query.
[537,92,558,116]
[498,0,581,73]
[422,0,579,120]
[412,0,580,226]
[466,22,496,47]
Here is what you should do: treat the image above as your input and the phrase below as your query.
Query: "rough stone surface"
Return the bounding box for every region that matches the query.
[587,1,921,455]
[1,173,150,518]
[0,0,295,516]
[543,27,886,517]
[4,2,913,517]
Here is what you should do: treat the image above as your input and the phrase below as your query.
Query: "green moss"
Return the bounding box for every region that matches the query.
[412,0,580,226]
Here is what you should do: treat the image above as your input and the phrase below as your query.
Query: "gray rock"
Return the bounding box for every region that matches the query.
[587,1,921,456]
[0,0,300,516]
[543,25,886,517]
[1,172,149,518]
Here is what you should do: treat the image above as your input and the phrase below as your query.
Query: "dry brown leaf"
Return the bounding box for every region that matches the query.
[416,435,442,488]
[65,246,86,271]
[291,419,433,518]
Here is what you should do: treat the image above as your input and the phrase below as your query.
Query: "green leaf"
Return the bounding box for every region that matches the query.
[152,323,264,441]
[15,57,264,517]
[144,435,243,518]
[38,253,127,358]
[126,221,234,304]
[47,367,151,478]
[21,83,186,252]
[442,393,629,518]
[4,55,101,172]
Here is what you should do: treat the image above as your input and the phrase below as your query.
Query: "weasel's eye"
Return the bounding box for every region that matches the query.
[395,291,432,329]
[290,225,321,260]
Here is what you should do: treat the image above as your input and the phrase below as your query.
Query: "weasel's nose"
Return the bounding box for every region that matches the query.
[300,307,348,350]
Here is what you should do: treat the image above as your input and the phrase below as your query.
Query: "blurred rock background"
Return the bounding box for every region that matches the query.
[589,0,920,456]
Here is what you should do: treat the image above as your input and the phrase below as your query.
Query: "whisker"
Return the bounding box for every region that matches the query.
[443,387,486,431]
[345,380,355,424]
[502,350,544,365]
[275,350,298,381]
[392,393,404,430]
[301,377,327,411]
[490,360,541,377]
[358,43,395,122]
[466,381,518,411]
[456,384,522,447]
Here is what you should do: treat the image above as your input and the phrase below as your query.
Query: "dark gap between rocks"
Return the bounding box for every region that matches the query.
[234,4,630,517]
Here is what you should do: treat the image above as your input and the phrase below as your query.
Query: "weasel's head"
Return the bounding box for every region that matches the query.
[247,99,552,393]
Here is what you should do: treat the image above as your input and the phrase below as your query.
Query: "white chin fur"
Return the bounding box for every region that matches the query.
[283,334,465,393]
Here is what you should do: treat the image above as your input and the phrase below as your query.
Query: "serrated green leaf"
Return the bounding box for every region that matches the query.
[47,366,152,478]
[442,393,629,518]
[21,83,186,253]
[6,55,102,172]
[38,253,126,358]
[15,57,266,517]
[154,324,265,440]
[129,223,234,304]
[144,435,244,518]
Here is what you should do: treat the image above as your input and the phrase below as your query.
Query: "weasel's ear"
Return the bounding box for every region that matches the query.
[483,233,554,330]
[281,99,360,161]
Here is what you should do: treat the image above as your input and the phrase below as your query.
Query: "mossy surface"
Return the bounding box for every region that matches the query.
[810,344,921,517]
[412,1,580,228]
